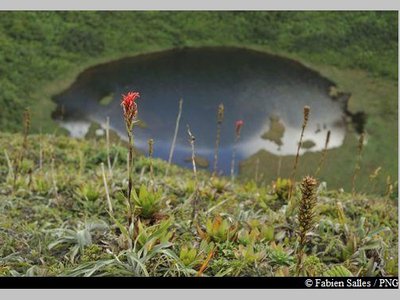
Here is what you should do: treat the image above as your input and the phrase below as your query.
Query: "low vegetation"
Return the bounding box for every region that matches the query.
[0,12,397,277]
[0,132,397,276]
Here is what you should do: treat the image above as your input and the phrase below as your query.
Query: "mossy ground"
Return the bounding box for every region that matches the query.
[0,132,397,277]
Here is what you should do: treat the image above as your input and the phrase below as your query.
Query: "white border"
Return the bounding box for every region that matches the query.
[0,2,398,299]
[0,0,399,10]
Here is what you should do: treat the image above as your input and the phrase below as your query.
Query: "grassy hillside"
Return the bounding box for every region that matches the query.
[0,132,397,276]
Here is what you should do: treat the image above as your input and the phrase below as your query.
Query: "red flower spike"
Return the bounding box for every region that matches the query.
[121,91,140,127]
[235,120,244,136]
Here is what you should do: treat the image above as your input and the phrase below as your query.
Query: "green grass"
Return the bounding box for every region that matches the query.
[0,132,397,276]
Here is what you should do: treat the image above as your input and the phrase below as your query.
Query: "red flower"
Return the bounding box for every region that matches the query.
[121,91,140,127]
[235,120,244,136]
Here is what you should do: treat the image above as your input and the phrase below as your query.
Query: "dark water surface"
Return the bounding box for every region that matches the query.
[53,47,346,174]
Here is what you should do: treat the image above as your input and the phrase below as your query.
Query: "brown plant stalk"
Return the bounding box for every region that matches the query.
[13,108,31,187]
[296,175,318,275]
[230,120,243,183]
[148,138,155,186]
[315,130,331,177]
[105,116,112,177]
[213,103,224,177]
[166,98,183,177]
[187,125,199,221]
[289,106,310,199]
[352,132,365,195]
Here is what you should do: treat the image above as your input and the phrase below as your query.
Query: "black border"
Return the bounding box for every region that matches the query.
[0,277,398,289]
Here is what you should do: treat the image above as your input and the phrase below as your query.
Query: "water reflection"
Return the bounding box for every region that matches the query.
[53,47,346,174]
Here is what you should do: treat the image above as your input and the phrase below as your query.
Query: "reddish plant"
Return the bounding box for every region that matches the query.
[121,91,140,130]
[121,91,140,234]
[235,120,244,136]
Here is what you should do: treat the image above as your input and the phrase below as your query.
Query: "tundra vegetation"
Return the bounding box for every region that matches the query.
[0,11,398,277]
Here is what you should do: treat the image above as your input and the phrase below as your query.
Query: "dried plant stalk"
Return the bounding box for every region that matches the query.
[105,116,112,177]
[289,106,310,198]
[148,138,154,184]
[213,103,224,177]
[101,162,113,216]
[315,130,331,177]
[39,129,43,171]
[231,120,243,183]
[187,125,197,184]
[4,150,14,180]
[254,157,260,182]
[352,133,365,195]
[51,158,59,201]
[166,99,183,176]
[187,125,199,222]
[13,108,31,187]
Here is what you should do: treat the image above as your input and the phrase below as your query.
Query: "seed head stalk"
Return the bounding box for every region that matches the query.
[101,162,113,217]
[289,106,310,199]
[254,157,260,183]
[39,128,43,171]
[277,155,282,178]
[187,125,198,185]
[105,116,112,177]
[187,125,199,222]
[352,133,365,196]
[148,138,155,188]
[213,103,224,177]
[315,130,331,177]
[231,120,244,183]
[14,108,31,188]
[296,176,318,275]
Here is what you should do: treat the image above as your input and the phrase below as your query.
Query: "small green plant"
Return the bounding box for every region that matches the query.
[237,228,260,246]
[302,255,325,276]
[179,245,198,267]
[48,221,109,263]
[234,244,266,264]
[77,183,100,202]
[209,176,229,193]
[324,265,353,276]
[273,177,292,201]
[205,215,237,242]
[260,225,275,242]
[269,242,295,266]
[135,218,174,249]
[133,184,163,219]
[179,240,215,273]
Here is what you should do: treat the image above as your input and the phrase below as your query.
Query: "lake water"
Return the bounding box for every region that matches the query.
[53,47,346,175]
